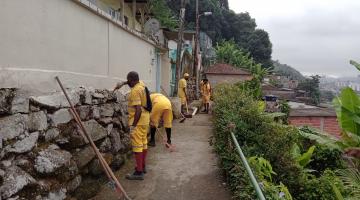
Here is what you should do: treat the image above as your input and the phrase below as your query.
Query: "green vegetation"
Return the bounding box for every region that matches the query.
[211,59,360,199]
[215,40,269,99]
[212,82,352,199]
[320,90,336,103]
[215,40,256,68]
[149,0,178,29]
[272,60,305,81]
[298,75,321,105]
[166,0,273,68]
[350,60,360,71]
[279,100,290,124]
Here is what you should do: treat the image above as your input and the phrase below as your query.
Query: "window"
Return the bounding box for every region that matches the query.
[109,8,121,21]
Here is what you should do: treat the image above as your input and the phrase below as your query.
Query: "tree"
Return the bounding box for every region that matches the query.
[350,60,360,71]
[320,90,335,103]
[215,40,254,68]
[149,0,178,29]
[246,29,273,68]
[215,40,269,99]
[218,0,229,9]
[273,60,305,81]
[166,0,273,68]
[298,75,321,105]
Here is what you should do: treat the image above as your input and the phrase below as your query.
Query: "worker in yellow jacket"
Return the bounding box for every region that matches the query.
[178,73,189,114]
[201,78,211,113]
[114,71,150,180]
[148,93,173,147]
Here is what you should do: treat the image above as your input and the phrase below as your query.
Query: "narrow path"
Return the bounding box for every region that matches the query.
[93,114,231,200]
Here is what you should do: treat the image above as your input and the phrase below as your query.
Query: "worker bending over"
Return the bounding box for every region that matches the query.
[178,73,189,114]
[201,78,211,113]
[148,93,173,147]
[114,71,151,180]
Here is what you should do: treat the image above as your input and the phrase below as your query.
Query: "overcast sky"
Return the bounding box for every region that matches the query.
[228,0,360,77]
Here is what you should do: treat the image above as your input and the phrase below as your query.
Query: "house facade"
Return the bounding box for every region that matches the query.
[204,63,252,86]
[0,0,172,94]
[164,30,195,96]
[288,102,341,137]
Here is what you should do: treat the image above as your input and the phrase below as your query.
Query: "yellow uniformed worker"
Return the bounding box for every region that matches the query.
[114,71,150,180]
[148,93,173,147]
[178,73,189,114]
[201,78,211,113]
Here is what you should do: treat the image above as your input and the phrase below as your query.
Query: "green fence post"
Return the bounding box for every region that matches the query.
[228,123,266,200]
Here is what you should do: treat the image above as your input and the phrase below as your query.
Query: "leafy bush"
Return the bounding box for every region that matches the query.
[279,100,290,124]
[149,0,177,29]
[298,127,347,176]
[213,83,348,199]
[249,156,293,200]
[213,83,301,199]
[309,145,345,176]
[297,170,345,200]
[337,167,360,199]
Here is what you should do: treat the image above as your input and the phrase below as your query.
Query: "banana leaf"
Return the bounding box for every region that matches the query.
[333,87,360,136]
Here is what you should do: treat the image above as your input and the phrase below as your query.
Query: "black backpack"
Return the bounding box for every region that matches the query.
[144,87,152,112]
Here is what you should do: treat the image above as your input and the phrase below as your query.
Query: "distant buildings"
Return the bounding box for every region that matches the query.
[262,75,341,137]
[320,76,360,94]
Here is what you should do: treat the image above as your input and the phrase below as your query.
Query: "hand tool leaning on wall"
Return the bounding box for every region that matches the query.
[55,77,131,200]
[159,86,196,122]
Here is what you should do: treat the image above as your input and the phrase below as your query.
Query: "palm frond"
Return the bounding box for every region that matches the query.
[337,168,360,198]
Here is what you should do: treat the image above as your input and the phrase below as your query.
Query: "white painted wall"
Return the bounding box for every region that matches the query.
[168,40,177,50]
[0,0,159,94]
[161,53,172,95]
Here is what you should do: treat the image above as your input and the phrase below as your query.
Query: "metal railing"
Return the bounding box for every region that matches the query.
[228,123,266,200]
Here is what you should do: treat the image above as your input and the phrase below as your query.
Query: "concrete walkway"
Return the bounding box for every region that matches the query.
[93,114,231,200]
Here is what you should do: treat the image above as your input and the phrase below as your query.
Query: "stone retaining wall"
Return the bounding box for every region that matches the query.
[0,87,131,200]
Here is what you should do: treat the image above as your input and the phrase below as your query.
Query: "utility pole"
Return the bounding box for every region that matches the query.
[174,0,186,96]
[193,0,200,99]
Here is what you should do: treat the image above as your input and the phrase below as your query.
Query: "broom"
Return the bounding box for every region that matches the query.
[156,128,176,152]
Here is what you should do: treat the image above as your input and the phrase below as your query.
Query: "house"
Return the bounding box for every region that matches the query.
[262,84,297,100]
[264,74,299,89]
[204,63,252,86]
[90,0,148,31]
[288,102,341,137]
[199,32,216,68]
[163,30,196,96]
[0,0,172,94]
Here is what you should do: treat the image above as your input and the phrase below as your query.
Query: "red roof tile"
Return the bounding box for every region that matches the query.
[205,63,251,75]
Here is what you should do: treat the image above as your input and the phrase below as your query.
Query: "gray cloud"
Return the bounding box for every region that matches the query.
[229,0,360,77]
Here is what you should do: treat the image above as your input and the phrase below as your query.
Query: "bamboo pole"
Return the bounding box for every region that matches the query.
[55,76,131,200]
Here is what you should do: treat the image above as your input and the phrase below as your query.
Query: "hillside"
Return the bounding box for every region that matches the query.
[273,60,305,81]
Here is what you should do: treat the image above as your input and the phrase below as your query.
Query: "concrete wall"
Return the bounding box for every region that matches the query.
[289,116,341,137]
[206,74,253,87]
[0,0,160,94]
[161,53,172,95]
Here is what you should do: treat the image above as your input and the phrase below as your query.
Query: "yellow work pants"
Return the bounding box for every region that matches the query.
[131,125,149,153]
